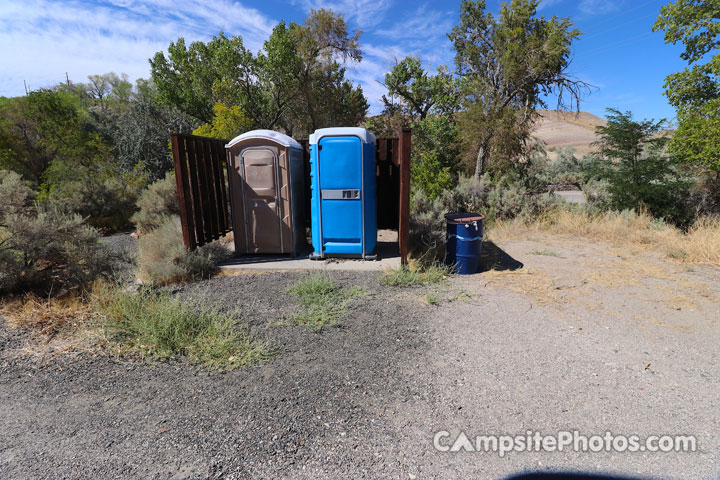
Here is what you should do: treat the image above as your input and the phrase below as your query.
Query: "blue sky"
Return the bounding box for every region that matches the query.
[0,0,688,122]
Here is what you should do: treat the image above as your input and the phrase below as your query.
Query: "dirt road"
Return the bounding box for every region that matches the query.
[1,235,718,479]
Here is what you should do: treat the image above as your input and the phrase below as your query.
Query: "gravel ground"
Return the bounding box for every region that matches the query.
[1,235,719,479]
[0,271,433,479]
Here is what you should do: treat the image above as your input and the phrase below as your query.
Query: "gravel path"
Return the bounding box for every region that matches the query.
[1,236,719,479]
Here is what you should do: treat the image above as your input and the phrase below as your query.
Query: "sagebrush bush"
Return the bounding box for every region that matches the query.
[131,171,180,234]
[46,168,146,231]
[540,147,601,187]
[0,170,35,217]
[409,173,560,265]
[0,170,113,294]
[137,216,229,285]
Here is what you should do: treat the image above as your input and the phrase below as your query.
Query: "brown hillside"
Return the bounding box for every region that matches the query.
[533,110,606,158]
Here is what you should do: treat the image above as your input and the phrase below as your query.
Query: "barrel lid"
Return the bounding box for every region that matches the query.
[445,212,485,223]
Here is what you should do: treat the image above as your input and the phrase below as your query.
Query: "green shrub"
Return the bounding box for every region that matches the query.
[0,170,113,294]
[0,170,35,216]
[137,216,229,285]
[286,273,367,331]
[45,166,146,231]
[411,115,460,200]
[131,171,180,234]
[540,147,601,187]
[95,285,271,371]
[594,109,692,226]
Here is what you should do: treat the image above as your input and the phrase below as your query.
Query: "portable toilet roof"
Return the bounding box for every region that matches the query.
[226,129,302,150]
[309,127,376,145]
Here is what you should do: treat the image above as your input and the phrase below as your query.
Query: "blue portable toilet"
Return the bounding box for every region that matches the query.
[308,127,377,260]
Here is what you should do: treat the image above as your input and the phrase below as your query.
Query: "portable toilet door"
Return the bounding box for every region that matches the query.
[309,127,377,260]
[226,130,305,256]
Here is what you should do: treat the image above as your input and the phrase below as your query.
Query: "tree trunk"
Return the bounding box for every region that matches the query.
[474,142,488,179]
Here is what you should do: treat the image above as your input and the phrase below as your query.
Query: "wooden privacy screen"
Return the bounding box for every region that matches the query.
[171,134,232,250]
[171,129,411,264]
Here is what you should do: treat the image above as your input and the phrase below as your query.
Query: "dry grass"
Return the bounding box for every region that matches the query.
[0,293,95,338]
[0,293,101,359]
[482,268,569,306]
[492,209,720,267]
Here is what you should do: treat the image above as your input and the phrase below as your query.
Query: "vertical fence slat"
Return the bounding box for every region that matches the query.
[186,137,205,246]
[300,140,311,229]
[171,135,196,249]
[215,140,229,233]
[199,137,216,242]
[398,129,411,266]
[192,137,209,243]
[203,139,219,240]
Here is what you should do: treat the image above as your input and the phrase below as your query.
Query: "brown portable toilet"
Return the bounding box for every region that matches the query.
[226,130,305,256]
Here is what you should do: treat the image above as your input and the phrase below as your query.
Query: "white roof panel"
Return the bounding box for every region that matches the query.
[309,127,376,145]
[226,129,302,149]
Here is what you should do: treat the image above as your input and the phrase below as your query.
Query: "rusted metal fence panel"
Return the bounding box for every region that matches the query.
[171,134,231,249]
[397,129,412,266]
[172,132,411,263]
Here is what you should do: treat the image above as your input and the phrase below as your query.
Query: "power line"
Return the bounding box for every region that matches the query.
[582,31,656,56]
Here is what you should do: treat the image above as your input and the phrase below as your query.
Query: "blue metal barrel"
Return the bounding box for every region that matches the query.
[445,212,485,275]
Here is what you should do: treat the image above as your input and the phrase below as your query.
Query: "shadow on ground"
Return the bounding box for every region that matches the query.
[481,240,524,271]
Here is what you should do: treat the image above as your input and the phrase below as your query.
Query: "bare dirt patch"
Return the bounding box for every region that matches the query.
[1,239,719,479]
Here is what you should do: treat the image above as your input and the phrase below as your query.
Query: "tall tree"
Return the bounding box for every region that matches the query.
[286,9,367,136]
[593,109,688,221]
[149,10,368,137]
[384,56,459,120]
[449,0,589,178]
[653,0,720,174]
[150,33,256,125]
[381,56,461,199]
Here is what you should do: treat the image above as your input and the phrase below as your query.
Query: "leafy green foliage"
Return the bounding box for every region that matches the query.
[150,33,252,124]
[653,0,720,174]
[150,10,368,138]
[449,0,588,177]
[193,102,253,139]
[384,56,459,119]
[594,109,691,223]
[653,0,719,64]
[383,56,461,200]
[96,285,272,371]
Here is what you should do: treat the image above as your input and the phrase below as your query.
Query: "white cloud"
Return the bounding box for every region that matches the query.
[0,0,276,96]
[577,0,619,17]
[344,4,457,114]
[537,0,565,11]
[291,0,393,29]
[374,4,453,41]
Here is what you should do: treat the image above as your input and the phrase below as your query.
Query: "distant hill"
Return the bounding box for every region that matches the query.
[533,110,606,159]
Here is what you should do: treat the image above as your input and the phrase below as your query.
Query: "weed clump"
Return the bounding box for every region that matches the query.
[381,264,451,287]
[286,273,367,332]
[95,285,271,371]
